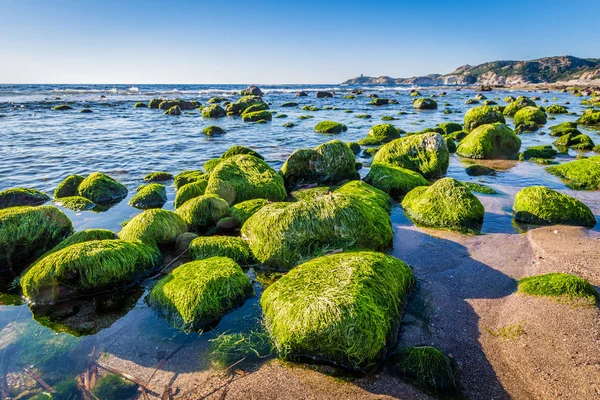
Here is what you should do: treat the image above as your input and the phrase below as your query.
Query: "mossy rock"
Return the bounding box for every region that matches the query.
[391,346,457,394]
[174,179,208,209]
[438,122,463,135]
[546,156,600,190]
[465,164,496,176]
[119,209,187,248]
[230,198,268,225]
[456,123,521,159]
[548,121,579,136]
[413,98,438,110]
[370,98,389,106]
[78,172,128,204]
[545,105,568,114]
[348,142,361,154]
[175,194,230,232]
[164,105,182,116]
[513,186,596,227]
[144,171,173,182]
[504,96,516,103]
[147,257,253,331]
[513,106,547,127]
[56,195,96,211]
[242,110,272,122]
[503,96,537,116]
[92,374,138,400]
[205,154,286,205]
[174,170,205,190]
[401,178,484,233]
[202,104,226,118]
[54,174,85,198]
[519,145,557,161]
[373,132,449,179]
[358,124,402,145]
[204,158,223,173]
[225,96,265,115]
[314,121,348,134]
[148,98,164,108]
[576,110,600,126]
[202,126,226,136]
[355,114,372,119]
[134,102,147,108]
[129,183,167,209]
[21,239,162,303]
[462,182,496,194]
[242,181,392,270]
[364,163,429,198]
[244,103,269,114]
[222,145,264,160]
[445,137,456,153]
[52,104,73,111]
[0,188,49,209]
[553,133,595,150]
[189,236,250,264]
[281,102,299,107]
[157,100,197,111]
[518,273,599,303]
[463,105,506,132]
[207,97,226,104]
[42,228,117,258]
[0,206,72,273]
[301,105,319,111]
[445,129,467,141]
[261,250,414,370]
[280,140,358,190]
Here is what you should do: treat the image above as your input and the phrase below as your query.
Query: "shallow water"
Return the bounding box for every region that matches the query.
[0,84,599,396]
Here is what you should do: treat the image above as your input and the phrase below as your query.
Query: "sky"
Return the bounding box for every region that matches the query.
[1,0,599,84]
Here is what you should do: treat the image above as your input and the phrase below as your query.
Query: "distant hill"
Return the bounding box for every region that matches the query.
[342,56,600,86]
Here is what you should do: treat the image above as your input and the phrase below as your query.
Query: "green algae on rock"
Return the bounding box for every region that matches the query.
[462,182,497,194]
[42,228,117,258]
[518,273,599,304]
[164,105,182,116]
[202,104,226,118]
[54,174,85,199]
[438,122,463,135]
[261,250,414,370]
[364,163,429,198]
[545,104,568,114]
[413,98,438,110]
[144,171,173,182]
[553,132,595,150]
[55,196,96,211]
[280,140,358,190]
[0,206,73,273]
[129,183,167,209]
[242,181,392,270]
[457,123,521,159]
[133,102,147,108]
[503,96,537,116]
[513,106,547,127]
[358,124,402,145]
[174,170,205,190]
[147,257,253,331]
[519,145,558,161]
[175,194,230,232]
[391,346,457,394]
[222,145,264,160]
[401,178,484,233]
[373,132,449,179]
[21,239,162,303]
[174,180,208,209]
[119,209,187,248]
[546,156,600,190]
[0,188,50,209]
[463,105,506,132]
[157,99,197,111]
[314,120,348,134]
[348,141,361,154]
[52,104,73,111]
[242,110,272,122]
[513,186,596,227]
[189,236,250,264]
[202,126,226,136]
[78,172,128,204]
[576,110,600,126]
[230,198,268,225]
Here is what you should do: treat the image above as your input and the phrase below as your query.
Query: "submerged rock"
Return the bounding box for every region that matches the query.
[413,98,438,110]
[373,132,449,179]
[119,209,187,248]
[546,156,600,190]
[54,174,85,198]
[513,186,596,227]
[364,163,429,198]
[401,178,484,233]
[133,102,147,108]
[358,124,402,145]
[175,194,230,232]
[189,236,250,264]
[78,172,128,204]
[0,188,49,209]
[463,105,506,132]
[457,123,521,159]
[314,120,347,134]
[261,250,414,370]
[129,183,167,209]
[465,165,496,176]
[52,104,73,111]
[147,257,253,331]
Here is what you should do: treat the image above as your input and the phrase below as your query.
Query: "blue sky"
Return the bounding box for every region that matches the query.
[1,0,599,84]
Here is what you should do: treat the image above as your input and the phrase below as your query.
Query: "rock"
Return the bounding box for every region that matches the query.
[148,98,165,108]
[465,165,496,176]
[42,229,117,258]
[373,132,449,178]
[174,232,198,254]
[0,206,72,273]
[358,124,402,145]
[230,198,268,225]
[78,172,128,204]
[465,99,479,105]
[548,121,579,137]
[314,120,348,134]
[553,133,595,150]
[413,98,438,110]
[202,104,226,118]
[445,137,457,153]
[348,141,361,154]
[370,98,389,106]
[545,105,568,114]
[576,110,600,126]
[546,155,600,190]
[189,236,250,264]
[438,122,463,135]
[54,174,85,198]
[241,85,264,96]
[144,171,173,182]
[80,108,93,113]
[503,96,537,116]
[174,170,205,190]
[241,110,272,122]
[128,183,167,209]
[514,121,539,134]
[216,216,239,231]
[261,250,414,370]
[225,96,265,115]
[513,186,596,227]
[202,126,226,136]
[119,209,187,248]
[281,102,299,107]
[316,91,333,98]
[134,102,147,108]
[242,181,392,270]
[174,179,208,209]
[0,188,49,209]
[364,163,429,198]
[456,123,521,159]
[295,91,308,97]
[519,145,557,161]
[164,105,182,115]
[222,145,264,160]
[463,105,506,132]
[280,140,358,190]
[158,100,196,111]
[175,194,230,232]
[513,106,547,127]
[55,196,96,211]
[244,102,270,114]
[21,239,162,303]
[205,154,286,205]
[463,182,496,194]
[401,178,485,233]
[52,104,73,111]
[147,257,252,331]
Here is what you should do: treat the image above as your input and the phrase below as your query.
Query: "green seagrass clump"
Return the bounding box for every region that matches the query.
[261,250,415,370]
[518,273,599,304]
[119,209,187,248]
[129,183,167,209]
[144,171,173,182]
[175,194,230,232]
[0,188,50,209]
[413,98,438,110]
[230,198,268,225]
[242,180,392,270]
[546,156,600,190]
[55,196,95,211]
[0,206,72,273]
[78,172,128,204]
[174,179,208,209]
[391,346,457,394]
[402,178,484,233]
[189,236,250,264]
[358,124,402,145]
[205,154,286,205]
[314,121,348,134]
[280,140,358,190]
[147,257,253,331]
[92,374,138,400]
[364,163,429,198]
[463,105,506,132]
[456,123,521,159]
[503,96,536,116]
[373,132,449,178]
[202,104,226,118]
[513,186,596,227]
[21,239,162,303]
[174,170,205,190]
[202,126,226,136]
[209,329,273,369]
[54,174,85,198]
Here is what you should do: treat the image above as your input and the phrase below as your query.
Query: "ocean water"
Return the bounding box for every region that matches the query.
[0,84,599,397]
